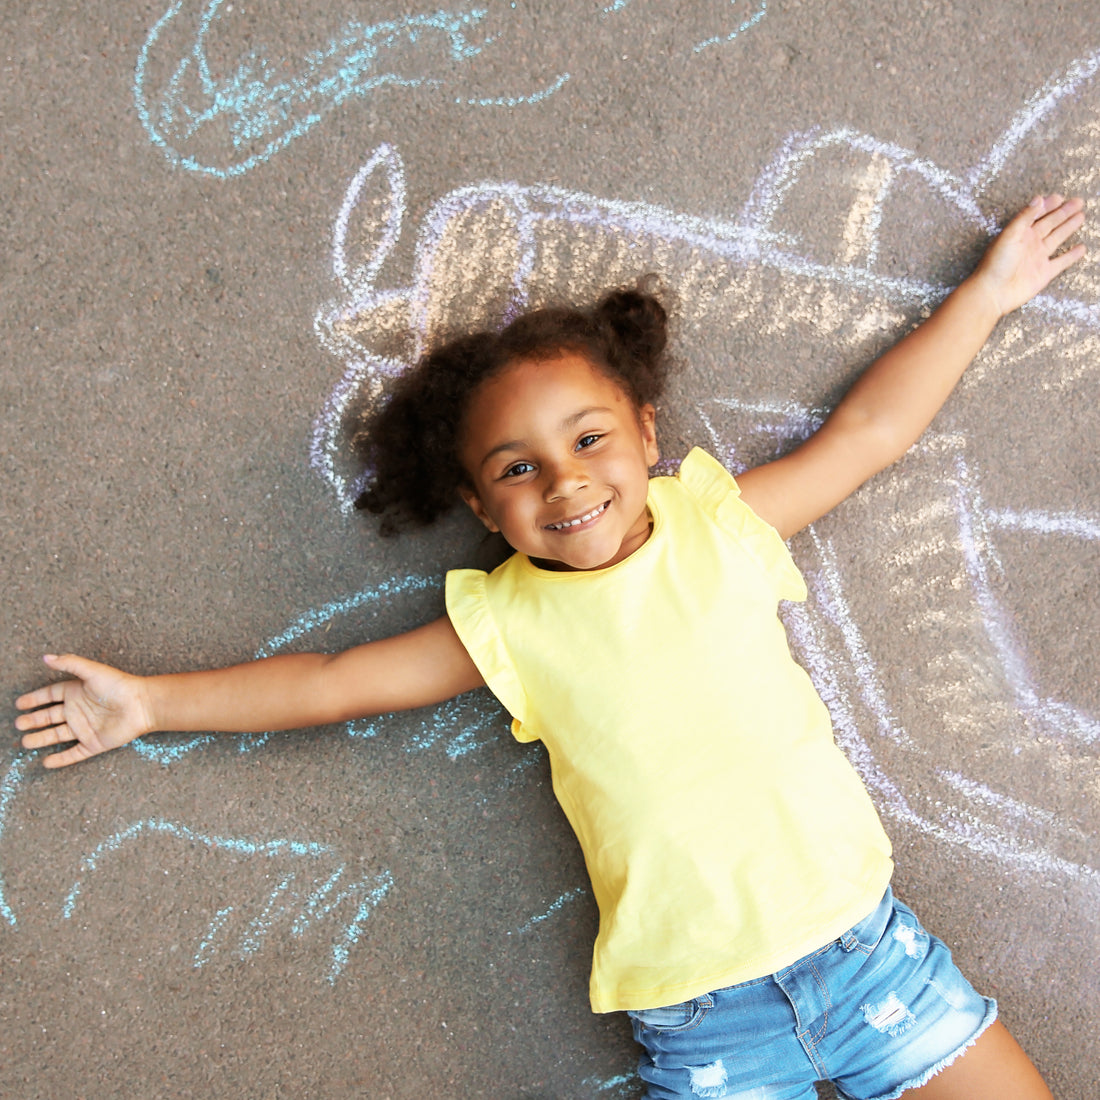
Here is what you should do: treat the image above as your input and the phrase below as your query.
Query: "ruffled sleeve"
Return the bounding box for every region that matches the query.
[445,567,532,736]
[678,449,807,603]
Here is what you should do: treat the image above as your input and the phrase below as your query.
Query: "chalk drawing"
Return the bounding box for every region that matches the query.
[583,1073,639,1096]
[311,48,1100,903]
[130,733,215,765]
[0,754,28,927]
[126,571,506,764]
[133,0,771,178]
[59,818,392,983]
[694,0,768,55]
[782,471,1100,892]
[513,887,585,934]
[601,0,768,56]
[312,101,1099,510]
[0,577,510,980]
[5,50,1096,1084]
[134,1,569,178]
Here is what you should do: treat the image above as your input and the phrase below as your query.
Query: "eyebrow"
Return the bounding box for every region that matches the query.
[478,406,615,470]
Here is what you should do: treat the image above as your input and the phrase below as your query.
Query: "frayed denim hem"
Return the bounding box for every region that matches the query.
[859,997,998,1100]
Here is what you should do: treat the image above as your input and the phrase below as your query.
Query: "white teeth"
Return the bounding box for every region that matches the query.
[547,502,607,530]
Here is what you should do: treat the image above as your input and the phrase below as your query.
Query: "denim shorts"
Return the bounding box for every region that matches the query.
[627,888,996,1100]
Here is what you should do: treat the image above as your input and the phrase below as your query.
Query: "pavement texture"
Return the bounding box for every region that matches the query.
[1,2,1098,1097]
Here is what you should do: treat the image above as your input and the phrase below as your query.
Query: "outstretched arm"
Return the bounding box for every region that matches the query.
[15,616,485,769]
[737,194,1087,539]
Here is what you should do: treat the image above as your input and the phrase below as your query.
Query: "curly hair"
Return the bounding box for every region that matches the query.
[352,281,673,535]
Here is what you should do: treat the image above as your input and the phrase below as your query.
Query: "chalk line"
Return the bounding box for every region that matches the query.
[59,818,393,982]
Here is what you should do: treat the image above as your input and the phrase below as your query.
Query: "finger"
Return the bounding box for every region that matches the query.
[21,723,76,751]
[42,742,95,769]
[1041,207,1086,252]
[1019,194,1058,225]
[14,681,67,712]
[14,701,70,732]
[1047,242,1087,277]
[1018,193,1080,229]
[1035,194,1083,229]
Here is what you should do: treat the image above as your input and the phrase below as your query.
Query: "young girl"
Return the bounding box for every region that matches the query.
[16,194,1085,1099]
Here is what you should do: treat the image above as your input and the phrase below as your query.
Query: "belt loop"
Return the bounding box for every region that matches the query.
[838,929,859,951]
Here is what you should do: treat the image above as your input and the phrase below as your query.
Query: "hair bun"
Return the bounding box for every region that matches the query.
[598,284,667,354]
[595,279,669,405]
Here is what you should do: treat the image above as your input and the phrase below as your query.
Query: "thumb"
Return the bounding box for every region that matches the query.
[44,653,112,683]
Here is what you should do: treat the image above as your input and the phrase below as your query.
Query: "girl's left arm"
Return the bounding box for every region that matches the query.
[737,194,1086,539]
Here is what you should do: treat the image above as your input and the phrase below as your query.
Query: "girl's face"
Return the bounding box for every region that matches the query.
[458,352,659,571]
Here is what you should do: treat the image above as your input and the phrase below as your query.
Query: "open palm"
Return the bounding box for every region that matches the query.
[976,194,1086,316]
[15,655,153,768]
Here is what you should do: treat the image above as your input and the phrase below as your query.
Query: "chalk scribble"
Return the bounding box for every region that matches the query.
[60,819,392,982]
[133,0,771,178]
[134,0,569,179]
[694,0,768,54]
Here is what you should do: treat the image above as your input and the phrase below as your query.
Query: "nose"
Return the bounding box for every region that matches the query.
[543,456,588,502]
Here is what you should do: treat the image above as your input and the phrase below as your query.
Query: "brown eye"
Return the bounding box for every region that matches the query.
[576,434,601,450]
[502,462,535,478]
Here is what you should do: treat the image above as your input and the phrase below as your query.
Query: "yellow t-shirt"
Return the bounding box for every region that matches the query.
[445,448,893,1013]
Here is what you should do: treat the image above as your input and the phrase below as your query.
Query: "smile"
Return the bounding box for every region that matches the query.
[545,501,609,530]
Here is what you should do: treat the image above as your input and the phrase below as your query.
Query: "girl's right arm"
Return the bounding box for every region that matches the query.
[14,616,485,769]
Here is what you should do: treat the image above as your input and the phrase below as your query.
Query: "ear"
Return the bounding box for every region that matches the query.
[638,403,660,467]
[458,484,501,533]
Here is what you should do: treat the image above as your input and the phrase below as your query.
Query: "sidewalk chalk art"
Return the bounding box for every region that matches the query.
[4,47,1096,1005]
[311,47,1100,906]
[134,1,566,178]
[133,0,768,178]
[0,576,513,982]
[64,821,393,983]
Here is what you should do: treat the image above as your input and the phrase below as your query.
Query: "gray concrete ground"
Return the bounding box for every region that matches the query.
[2,2,1097,1097]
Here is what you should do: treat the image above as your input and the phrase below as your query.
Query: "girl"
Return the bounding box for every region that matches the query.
[16,195,1085,1099]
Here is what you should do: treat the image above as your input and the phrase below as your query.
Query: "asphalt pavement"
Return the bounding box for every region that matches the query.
[2,2,1097,1097]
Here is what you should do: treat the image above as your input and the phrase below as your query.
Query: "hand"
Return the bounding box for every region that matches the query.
[15,654,155,768]
[972,194,1086,317]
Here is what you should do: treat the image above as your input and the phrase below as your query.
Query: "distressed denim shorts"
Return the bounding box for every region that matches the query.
[628,888,996,1100]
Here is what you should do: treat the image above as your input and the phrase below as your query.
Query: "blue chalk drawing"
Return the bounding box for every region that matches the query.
[601,0,769,54]
[193,905,234,964]
[3,571,509,977]
[132,0,773,178]
[129,571,508,763]
[348,695,505,759]
[134,0,569,178]
[0,754,29,927]
[313,48,1100,902]
[462,74,570,108]
[254,573,440,657]
[583,1074,640,1096]
[131,733,216,765]
[251,573,507,759]
[60,819,392,982]
[513,887,585,934]
[694,0,768,54]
